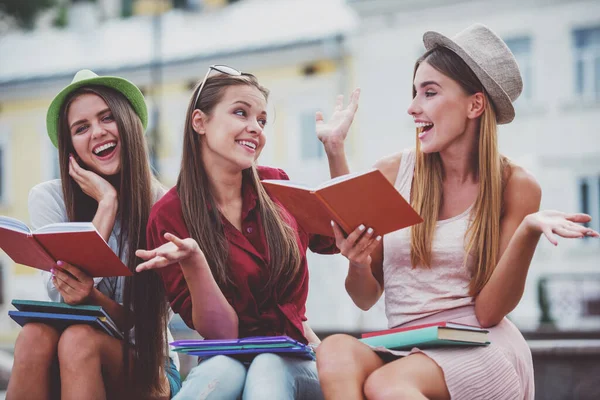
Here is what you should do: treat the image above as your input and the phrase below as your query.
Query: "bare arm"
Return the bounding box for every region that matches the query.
[137,233,239,339]
[316,89,360,179]
[475,167,599,327]
[332,154,402,310]
[180,252,239,339]
[89,288,131,331]
[302,321,321,344]
[343,237,384,311]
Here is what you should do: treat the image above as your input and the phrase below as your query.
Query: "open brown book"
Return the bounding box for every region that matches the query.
[261,169,423,237]
[0,216,132,277]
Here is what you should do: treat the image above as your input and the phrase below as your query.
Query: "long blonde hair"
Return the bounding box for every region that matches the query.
[410,47,510,296]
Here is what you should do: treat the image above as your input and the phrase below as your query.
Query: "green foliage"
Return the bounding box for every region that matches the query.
[0,0,58,30]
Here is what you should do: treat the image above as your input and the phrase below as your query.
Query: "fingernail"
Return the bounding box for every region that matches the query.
[56,260,63,267]
[359,225,365,231]
[330,221,335,227]
[50,268,55,274]
[376,235,382,241]
[367,228,373,235]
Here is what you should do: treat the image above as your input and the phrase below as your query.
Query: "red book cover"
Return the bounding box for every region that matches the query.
[262,169,423,237]
[0,217,132,277]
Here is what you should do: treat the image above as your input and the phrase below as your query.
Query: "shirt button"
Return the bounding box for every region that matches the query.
[246,226,253,234]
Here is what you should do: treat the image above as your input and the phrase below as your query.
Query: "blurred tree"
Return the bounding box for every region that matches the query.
[0,0,58,30]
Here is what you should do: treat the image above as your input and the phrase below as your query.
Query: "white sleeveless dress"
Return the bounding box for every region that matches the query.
[380,148,534,400]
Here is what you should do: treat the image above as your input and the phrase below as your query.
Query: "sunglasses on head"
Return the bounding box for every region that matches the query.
[192,65,254,109]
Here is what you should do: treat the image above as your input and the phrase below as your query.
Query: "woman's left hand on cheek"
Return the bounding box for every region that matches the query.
[524,210,599,246]
[68,154,117,203]
[51,261,95,305]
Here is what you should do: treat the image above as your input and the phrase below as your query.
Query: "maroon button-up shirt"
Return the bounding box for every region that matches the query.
[146,166,338,343]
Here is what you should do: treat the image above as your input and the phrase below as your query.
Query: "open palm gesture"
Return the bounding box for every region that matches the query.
[316,88,360,147]
[135,233,206,272]
[526,210,599,245]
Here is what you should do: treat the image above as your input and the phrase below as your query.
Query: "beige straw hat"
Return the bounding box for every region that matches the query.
[423,24,523,124]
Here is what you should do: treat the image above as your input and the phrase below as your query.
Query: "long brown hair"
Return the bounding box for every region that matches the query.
[177,74,302,294]
[409,47,510,296]
[58,86,167,393]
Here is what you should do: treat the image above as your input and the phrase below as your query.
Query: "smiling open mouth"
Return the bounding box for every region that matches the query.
[416,122,434,134]
[93,142,117,158]
[236,140,257,150]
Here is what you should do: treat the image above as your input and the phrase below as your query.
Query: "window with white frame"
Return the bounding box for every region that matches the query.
[505,36,533,103]
[579,175,600,233]
[573,26,600,101]
[300,111,323,160]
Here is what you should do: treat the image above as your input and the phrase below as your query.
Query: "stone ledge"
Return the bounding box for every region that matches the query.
[528,339,600,356]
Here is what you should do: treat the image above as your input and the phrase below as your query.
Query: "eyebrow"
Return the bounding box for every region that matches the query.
[69,108,111,130]
[232,100,267,116]
[414,81,442,90]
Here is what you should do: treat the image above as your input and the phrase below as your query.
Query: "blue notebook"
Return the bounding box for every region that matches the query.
[9,310,121,339]
[11,299,122,339]
[170,336,315,360]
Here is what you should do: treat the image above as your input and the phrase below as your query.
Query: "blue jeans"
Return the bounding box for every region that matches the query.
[173,353,324,400]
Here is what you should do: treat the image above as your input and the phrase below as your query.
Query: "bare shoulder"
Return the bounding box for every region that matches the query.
[373,152,402,185]
[503,162,542,215]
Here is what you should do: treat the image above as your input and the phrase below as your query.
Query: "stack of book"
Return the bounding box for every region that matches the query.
[9,299,123,340]
[171,336,316,361]
[359,321,490,350]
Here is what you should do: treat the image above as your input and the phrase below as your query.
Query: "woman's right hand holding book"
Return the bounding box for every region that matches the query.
[331,221,381,269]
[51,260,94,305]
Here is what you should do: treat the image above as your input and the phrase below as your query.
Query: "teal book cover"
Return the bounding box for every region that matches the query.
[359,326,489,350]
[11,299,123,339]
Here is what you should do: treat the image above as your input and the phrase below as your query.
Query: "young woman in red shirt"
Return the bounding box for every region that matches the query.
[135,66,358,400]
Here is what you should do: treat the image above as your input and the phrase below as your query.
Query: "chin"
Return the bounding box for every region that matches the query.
[95,165,121,177]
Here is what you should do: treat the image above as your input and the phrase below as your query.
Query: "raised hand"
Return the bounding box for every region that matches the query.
[135,233,206,272]
[51,261,94,305]
[524,210,599,246]
[316,88,360,148]
[69,154,117,204]
[331,221,381,268]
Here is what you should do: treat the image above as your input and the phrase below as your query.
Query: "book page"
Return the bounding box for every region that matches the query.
[35,222,96,234]
[0,216,31,234]
[315,170,374,190]
[260,179,312,191]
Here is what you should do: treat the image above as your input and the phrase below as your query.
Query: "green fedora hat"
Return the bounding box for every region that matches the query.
[46,69,148,148]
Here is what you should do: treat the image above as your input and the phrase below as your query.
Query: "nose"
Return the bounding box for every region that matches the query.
[247,118,263,135]
[91,122,107,139]
[407,96,421,117]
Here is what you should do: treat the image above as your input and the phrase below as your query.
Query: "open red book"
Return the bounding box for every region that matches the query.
[0,216,132,277]
[262,169,423,237]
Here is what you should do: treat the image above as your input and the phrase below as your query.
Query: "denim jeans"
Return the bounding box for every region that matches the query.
[173,353,324,400]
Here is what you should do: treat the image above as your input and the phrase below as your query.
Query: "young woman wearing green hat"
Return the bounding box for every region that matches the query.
[314,24,599,400]
[7,70,181,400]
